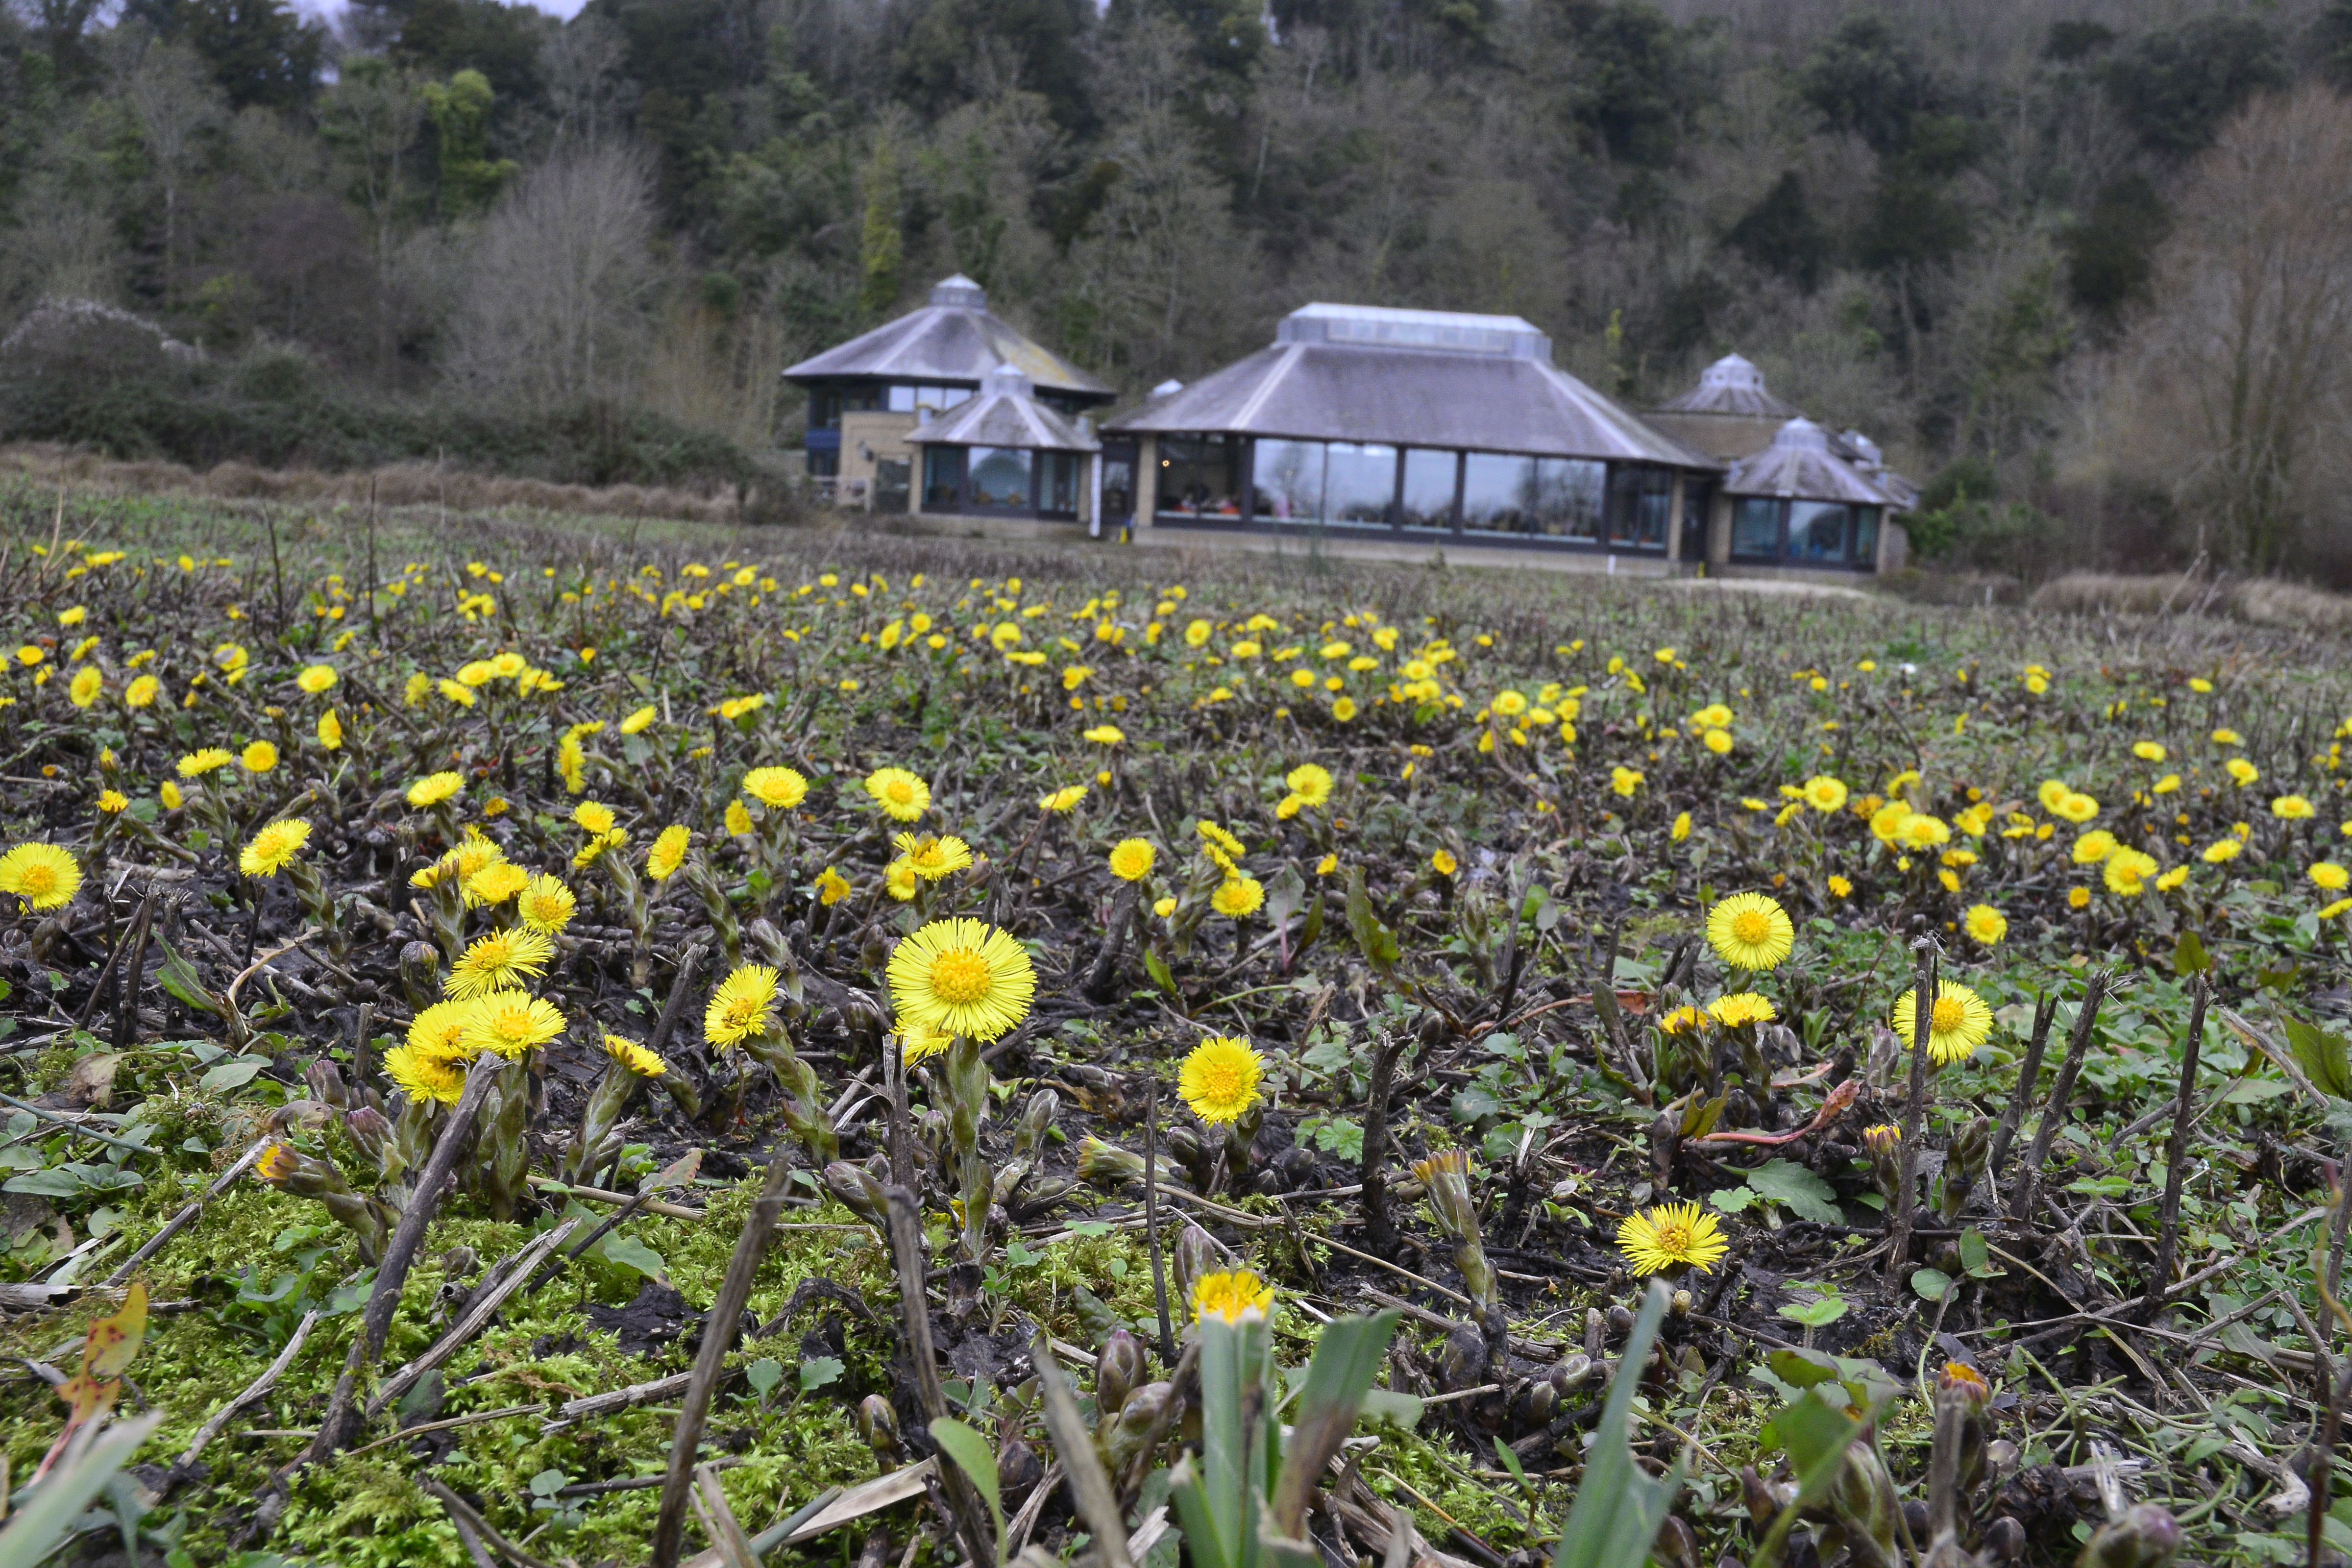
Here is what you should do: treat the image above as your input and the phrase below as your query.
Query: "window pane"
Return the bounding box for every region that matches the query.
[1731,498,1782,560]
[887,385,915,413]
[1157,435,1244,517]
[810,390,842,429]
[1461,452,1537,533]
[1250,439,1323,522]
[1400,449,1457,531]
[969,448,1033,509]
[1607,466,1672,547]
[1788,501,1849,563]
[1326,443,1397,526]
[1852,507,1880,567]
[922,447,963,509]
[1042,452,1078,513]
[1534,458,1605,539]
[1102,455,1134,521]
[1680,481,1713,559]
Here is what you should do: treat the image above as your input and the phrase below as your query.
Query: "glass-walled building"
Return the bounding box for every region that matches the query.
[1105,304,1717,566]
[906,365,1101,531]
[781,276,1114,508]
[1646,356,1913,576]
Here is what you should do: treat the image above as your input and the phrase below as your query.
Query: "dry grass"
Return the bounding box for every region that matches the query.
[0,443,747,524]
[2027,569,2352,630]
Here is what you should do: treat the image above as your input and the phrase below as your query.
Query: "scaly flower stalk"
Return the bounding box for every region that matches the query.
[1413,1150,1499,1321]
[683,859,742,969]
[254,1140,393,1263]
[934,1032,994,1261]
[600,844,655,989]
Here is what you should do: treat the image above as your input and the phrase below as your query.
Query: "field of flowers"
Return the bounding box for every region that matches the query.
[1,484,2351,1568]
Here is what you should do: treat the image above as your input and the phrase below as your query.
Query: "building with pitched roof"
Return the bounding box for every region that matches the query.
[1646,354,1915,577]
[903,364,1105,535]
[1099,303,1719,571]
[781,275,1113,511]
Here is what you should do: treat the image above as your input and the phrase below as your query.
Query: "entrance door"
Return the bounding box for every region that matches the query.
[873,459,910,515]
[1099,439,1137,535]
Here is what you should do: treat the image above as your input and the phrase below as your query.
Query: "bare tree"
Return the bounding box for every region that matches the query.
[446,141,659,408]
[122,41,223,309]
[0,173,124,314]
[542,14,633,149]
[2122,85,2352,573]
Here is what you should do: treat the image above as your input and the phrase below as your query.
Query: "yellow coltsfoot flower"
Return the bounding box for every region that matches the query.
[1178,1036,1264,1125]
[1891,980,1993,1066]
[0,842,82,911]
[705,963,781,1047]
[886,918,1035,1042]
[1191,1268,1274,1323]
[1706,891,1794,971]
[445,927,555,999]
[1617,1201,1730,1276]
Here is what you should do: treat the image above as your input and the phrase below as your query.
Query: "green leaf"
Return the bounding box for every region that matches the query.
[1910,1267,1955,1301]
[1343,867,1399,976]
[4,1168,90,1198]
[1270,1310,1401,1536]
[1746,1159,1842,1225]
[798,1355,845,1393]
[1765,1348,1844,1390]
[1494,1436,1534,1499]
[2287,1019,2352,1100]
[1761,1388,1869,1507]
[1709,1186,1759,1216]
[1680,1095,1728,1139]
[1550,1281,1681,1568]
[598,1235,668,1284]
[1450,1086,1504,1124]
[928,1416,1005,1562]
[1264,864,1304,933]
[151,936,224,1018]
[1358,1387,1423,1430]
[1144,948,1178,999]
[2174,930,2210,975]
[1958,1228,1991,1277]
[1776,1295,1848,1329]
[199,1057,270,1092]
[1302,1115,1363,1160]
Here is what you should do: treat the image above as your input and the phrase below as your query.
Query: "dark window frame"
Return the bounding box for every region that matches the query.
[1725,496,1884,571]
[1154,436,1679,554]
[921,446,966,511]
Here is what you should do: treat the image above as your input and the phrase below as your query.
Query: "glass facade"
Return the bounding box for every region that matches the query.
[1327,443,1398,526]
[922,447,964,509]
[1399,448,1459,531]
[1040,451,1080,515]
[968,448,1034,510]
[887,383,976,414]
[1462,454,1604,537]
[1157,434,1246,518]
[1607,466,1672,547]
[1679,479,1712,562]
[918,445,1088,520]
[1159,433,1684,550]
[1730,497,1883,570]
[1731,497,1782,561]
[1251,439,1322,522]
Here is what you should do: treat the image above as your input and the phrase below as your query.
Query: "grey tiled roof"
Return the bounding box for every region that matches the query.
[1104,330,1713,467]
[782,276,1113,399]
[905,367,1100,451]
[1655,354,1802,418]
[1724,418,1895,504]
